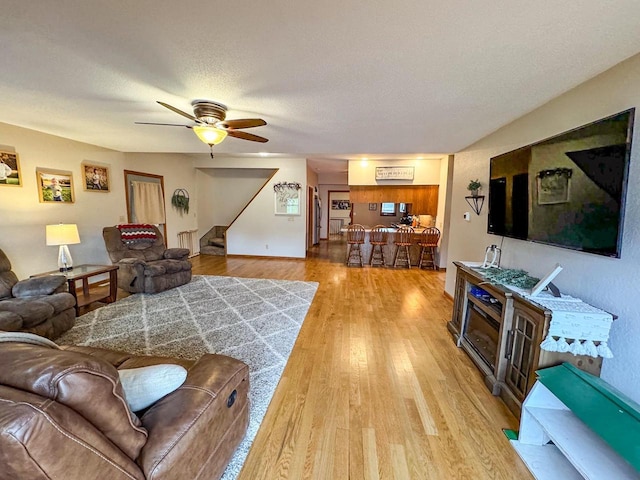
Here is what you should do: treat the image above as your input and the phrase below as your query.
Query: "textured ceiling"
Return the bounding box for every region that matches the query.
[1,1,640,160]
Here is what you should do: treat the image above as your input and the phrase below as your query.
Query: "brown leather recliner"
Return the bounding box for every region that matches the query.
[103,225,192,294]
[0,340,249,480]
[0,247,75,339]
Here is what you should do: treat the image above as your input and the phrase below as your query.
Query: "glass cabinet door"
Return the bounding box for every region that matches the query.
[505,308,538,401]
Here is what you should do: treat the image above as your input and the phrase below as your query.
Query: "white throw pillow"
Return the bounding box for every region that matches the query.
[118,364,188,412]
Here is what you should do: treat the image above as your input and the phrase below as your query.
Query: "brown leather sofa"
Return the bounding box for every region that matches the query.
[103,225,192,294]
[0,247,75,339]
[0,339,249,480]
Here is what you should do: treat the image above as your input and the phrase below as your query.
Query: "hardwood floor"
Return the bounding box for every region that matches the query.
[191,240,532,480]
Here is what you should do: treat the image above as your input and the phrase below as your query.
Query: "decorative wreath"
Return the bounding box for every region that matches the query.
[171,188,190,215]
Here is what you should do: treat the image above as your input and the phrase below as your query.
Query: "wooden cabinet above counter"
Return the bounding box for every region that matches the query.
[348,185,439,215]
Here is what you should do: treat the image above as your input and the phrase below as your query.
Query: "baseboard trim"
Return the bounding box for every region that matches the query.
[225,253,306,261]
[443,291,454,300]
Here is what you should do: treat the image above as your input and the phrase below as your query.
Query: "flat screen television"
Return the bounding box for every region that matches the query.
[488,108,634,257]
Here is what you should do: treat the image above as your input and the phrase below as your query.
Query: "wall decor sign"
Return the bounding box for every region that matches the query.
[375,166,415,180]
[36,168,75,203]
[82,161,111,192]
[274,182,301,215]
[0,151,21,186]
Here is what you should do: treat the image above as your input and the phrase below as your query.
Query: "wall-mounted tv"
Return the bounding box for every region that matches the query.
[488,108,634,258]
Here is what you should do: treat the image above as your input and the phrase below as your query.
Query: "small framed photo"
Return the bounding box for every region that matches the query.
[0,151,22,186]
[36,168,75,203]
[332,200,351,210]
[368,203,377,211]
[82,161,110,192]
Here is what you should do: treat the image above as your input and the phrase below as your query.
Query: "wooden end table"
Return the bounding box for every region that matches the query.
[33,264,119,315]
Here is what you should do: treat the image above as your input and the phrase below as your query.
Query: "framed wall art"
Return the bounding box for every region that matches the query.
[36,168,75,203]
[274,182,301,215]
[331,199,351,210]
[0,151,21,186]
[375,166,414,181]
[82,161,110,192]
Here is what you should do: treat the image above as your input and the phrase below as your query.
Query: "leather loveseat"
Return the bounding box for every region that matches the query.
[0,338,249,480]
[0,247,75,339]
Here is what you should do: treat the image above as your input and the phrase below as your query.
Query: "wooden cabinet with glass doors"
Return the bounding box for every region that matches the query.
[448,261,604,419]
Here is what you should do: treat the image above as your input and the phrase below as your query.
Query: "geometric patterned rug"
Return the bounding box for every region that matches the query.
[56,274,319,480]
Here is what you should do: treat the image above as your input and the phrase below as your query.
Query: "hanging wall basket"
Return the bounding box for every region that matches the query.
[171,188,190,215]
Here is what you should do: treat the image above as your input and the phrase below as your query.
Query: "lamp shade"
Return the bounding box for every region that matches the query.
[46,224,80,246]
[193,125,228,146]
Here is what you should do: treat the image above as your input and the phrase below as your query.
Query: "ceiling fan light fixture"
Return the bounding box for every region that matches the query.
[193,125,228,146]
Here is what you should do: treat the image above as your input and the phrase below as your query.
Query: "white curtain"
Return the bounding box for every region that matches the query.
[132,181,166,224]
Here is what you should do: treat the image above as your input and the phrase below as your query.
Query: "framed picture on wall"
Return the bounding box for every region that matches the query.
[82,161,111,192]
[36,168,75,203]
[368,203,377,211]
[275,187,301,215]
[332,199,351,210]
[0,151,21,186]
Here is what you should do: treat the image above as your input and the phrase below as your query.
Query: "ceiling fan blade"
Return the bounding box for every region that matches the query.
[218,118,266,129]
[157,101,198,122]
[135,122,193,128]
[227,130,269,143]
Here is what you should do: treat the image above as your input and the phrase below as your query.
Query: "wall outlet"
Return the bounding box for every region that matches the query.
[288,217,294,222]
[265,244,269,250]
[463,212,471,221]
[119,215,125,222]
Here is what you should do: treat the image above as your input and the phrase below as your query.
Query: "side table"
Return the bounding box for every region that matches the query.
[33,264,119,315]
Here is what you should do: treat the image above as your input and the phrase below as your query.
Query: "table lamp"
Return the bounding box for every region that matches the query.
[46,224,81,271]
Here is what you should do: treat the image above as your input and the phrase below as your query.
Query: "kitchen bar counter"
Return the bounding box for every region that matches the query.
[340,226,433,266]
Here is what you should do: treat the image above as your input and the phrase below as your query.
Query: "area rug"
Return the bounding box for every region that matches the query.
[56,274,319,480]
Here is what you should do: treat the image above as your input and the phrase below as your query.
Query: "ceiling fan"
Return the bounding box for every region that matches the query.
[136,100,268,157]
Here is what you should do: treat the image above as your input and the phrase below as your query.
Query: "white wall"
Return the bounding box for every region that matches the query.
[194,156,308,258]
[446,52,640,402]
[348,158,442,185]
[196,168,276,238]
[0,124,196,278]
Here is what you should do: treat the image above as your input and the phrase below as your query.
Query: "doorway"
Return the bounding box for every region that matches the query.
[327,190,350,241]
[123,170,167,240]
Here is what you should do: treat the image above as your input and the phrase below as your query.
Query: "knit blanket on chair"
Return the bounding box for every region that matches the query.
[116,224,157,245]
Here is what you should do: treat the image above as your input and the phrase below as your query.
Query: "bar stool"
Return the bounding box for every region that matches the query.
[393,225,414,268]
[346,224,366,267]
[368,225,388,267]
[417,227,441,270]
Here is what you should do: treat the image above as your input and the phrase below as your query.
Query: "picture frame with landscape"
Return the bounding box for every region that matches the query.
[0,151,22,186]
[82,161,110,192]
[36,168,75,203]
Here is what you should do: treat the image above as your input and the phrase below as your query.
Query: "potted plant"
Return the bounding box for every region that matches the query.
[467,179,482,196]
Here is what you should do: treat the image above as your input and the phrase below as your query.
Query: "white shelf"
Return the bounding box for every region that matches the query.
[513,383,640,480]
[511,441,583,480]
